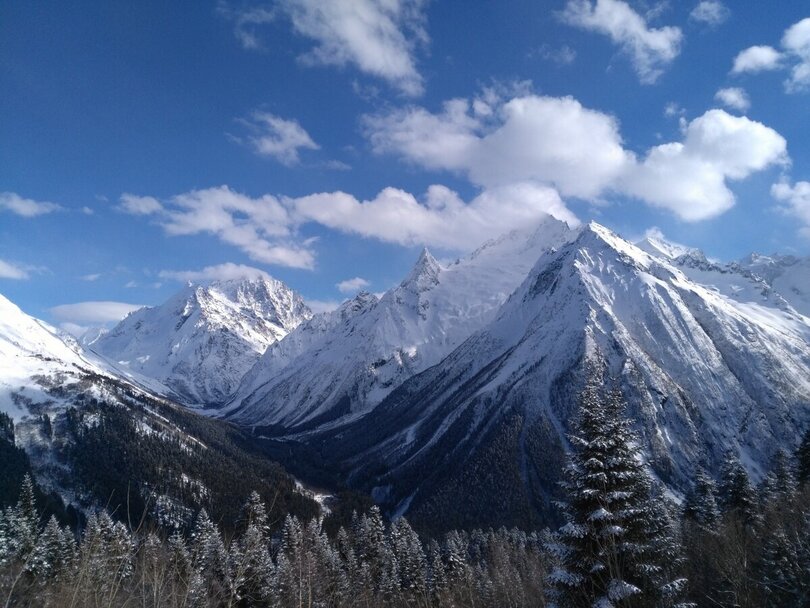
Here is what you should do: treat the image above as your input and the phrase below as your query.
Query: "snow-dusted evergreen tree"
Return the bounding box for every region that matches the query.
[227,492,273,604]
[80,511,134,596]
[189,508,227,598]
[683,467,720,529]
[546,370,690,608]
[3,474,40,563]
[427,538,448,597]
[390,517,428,594]
[26,515,72,579]
[756,511,810,607]
[718,452,759,525]
[759,449,796,503]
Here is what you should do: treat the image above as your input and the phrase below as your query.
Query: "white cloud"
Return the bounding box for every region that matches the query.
[305,298,342,314]
[0,259,29,280]
[772,180,810,238]
[291,182,579,250]
[714,87,750,112]
[80,273,102,282]
[118,194,164,215]
[782,18,810,92]
[118,186,315,269]
[731,45,783,74]
[663,102,685,117]
[0,192,61,217]
[560,0,682,83]
[50,301,144,325]
[689,1,730,26]
[533,44,577,65]
[336,277,370,293]
[217,2,276,50]
[158,263,272,283]
[364,94,631,199]
[223,0,427,95]
[730,19,810,93]
[622,110,788,220]
[365,92,788,222]
[236,112,319,166]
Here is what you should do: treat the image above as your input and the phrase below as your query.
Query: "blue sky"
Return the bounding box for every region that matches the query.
[1,0,809,333]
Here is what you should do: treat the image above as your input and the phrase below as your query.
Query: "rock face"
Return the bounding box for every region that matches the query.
[285,223,810,532]
[92,278,312,406]
[224,216,575,431]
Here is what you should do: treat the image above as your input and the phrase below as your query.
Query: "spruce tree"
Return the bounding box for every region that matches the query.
[547,372,690,607]
[683,467,720,529]
[718,452,759,526]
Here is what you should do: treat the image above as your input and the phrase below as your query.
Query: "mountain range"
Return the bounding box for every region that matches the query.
[2,217,809,532]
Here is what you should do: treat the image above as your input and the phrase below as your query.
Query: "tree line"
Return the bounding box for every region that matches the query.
[1,374,809,607]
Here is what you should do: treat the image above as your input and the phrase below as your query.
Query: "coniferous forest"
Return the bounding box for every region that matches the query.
[1,379,809,607]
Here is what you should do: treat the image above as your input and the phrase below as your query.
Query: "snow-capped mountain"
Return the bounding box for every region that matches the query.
[224,216,575,430]
[0,290,318,528]
[93,277,312,406]
[736,253,810,317]
[301,223,810,531]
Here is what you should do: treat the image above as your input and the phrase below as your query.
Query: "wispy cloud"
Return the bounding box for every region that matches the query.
[158,263,273,283]
[0,259,30,280]
[772,180,810,238]
[689,1,730,27]
[336,277,370,293]
[220,0,429,96]
[0,192,61,217]
[560,0,682,84]
[234,111,320,166]
[50,301,144,325]
[118,186,315,269]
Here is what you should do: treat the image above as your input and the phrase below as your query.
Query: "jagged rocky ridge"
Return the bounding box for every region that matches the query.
[272,223,810,532]
[224,216,574,430]
[92,277,312,406]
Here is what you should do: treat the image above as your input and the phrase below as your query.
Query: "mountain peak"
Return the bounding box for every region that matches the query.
[402,247,442,291]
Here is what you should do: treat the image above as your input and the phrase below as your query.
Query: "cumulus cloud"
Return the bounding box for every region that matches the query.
[364,94,631,199]
[0,259,29,280]
[689,1,730,26]
[50,301,144,325]
[336,277,370,293]
[235,112,319,165]
[714,87,750,112]
[772,180,810,237]
[560,0,682,83]
[731,45,783,74]
[158,263,272,283]
[731,18,810,93]
[0,192,61,217]
[222,0,428,96]
[365,92,788,222]
[782,18,810,92]
[621,110,787,220]
[118,186,315,269]
[291,182,579,250]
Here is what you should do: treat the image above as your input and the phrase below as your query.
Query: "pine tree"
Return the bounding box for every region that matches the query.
[718,452,760,526]
[27,515,69,579]
[683,467,720,529]
[547,374,690,608]
[756,512,810,607]
[391,517,428,595]
[189,508,227,599]
[759,449,795,503]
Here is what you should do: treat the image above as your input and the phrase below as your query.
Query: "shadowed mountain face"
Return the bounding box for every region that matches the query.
[271,223,810,533]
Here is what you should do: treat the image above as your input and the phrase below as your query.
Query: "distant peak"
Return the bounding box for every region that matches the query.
[402,247,442,290]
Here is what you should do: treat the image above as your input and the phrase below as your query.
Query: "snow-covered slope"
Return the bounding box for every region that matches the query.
[310,223,810,530]
[736,253,810,317]
[0,293,107,419]
[93,278,312,406]
[225,216,576,430]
